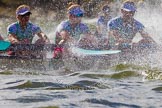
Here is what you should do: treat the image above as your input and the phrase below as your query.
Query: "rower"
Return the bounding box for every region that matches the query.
[107,1,156,49]
[7,4,50,56]
[54,2,96,58]
[95,5,112,49]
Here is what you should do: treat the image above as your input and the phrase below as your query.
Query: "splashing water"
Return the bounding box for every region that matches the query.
[1,1,162,108]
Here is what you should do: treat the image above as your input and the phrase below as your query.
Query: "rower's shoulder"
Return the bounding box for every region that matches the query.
[108,16,121,24]
[7,22,19,31]
[57,20,70,29]
[98,15,104,20]
[79,22,89,27]
[27,22,40,28]
[59,20,69,25]
[7,22,18,28]
[133,19,144,27]
[108,16,122,28]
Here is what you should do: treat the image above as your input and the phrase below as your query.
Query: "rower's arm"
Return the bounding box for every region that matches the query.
[108,30,121,44]
[108,30,133,45]
[37,32,50,43]
[58,31,70,45]
[140,30,156,43]
[96,25,103,37]
[77,32,98,48]
[8,34,19,44]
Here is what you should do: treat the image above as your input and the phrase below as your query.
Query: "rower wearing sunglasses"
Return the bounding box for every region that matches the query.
[7,4,50,44]
[7,4,50,56]
[54,2,95,58]
[108,1,156,49]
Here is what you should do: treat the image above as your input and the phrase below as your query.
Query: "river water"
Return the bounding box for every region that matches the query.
[0,50,162,108]
[1,2,162,108]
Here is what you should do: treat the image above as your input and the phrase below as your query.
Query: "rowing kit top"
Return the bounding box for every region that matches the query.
[54,20,90,44]
[108,16,144,40]
[96,15,112,37]
[7,21,41,43]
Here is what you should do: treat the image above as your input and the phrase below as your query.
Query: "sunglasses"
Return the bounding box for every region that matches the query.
[71,13,83,18]
[76,13,83,17]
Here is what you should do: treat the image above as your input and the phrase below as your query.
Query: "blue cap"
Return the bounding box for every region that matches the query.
[68,7,84,17]
[122,2,136,12]
[16,7,32,15]
[102,5,110,13]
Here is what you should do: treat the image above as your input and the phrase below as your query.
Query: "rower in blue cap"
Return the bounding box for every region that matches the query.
[7,4,50,56]
[7,4,50,44]
[107,1,156,48]
[95,5,112,49]
[54,2,96,58]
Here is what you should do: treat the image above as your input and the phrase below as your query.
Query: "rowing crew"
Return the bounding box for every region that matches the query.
[0,1,156,59]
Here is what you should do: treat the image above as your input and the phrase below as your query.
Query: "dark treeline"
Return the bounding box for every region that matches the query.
[0,0,161,18]
[0,0,114,17]
[0,0,160,10]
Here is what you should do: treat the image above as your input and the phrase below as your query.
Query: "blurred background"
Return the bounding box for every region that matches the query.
[1,0,159,19]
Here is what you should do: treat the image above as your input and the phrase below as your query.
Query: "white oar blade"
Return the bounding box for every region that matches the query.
[0,41,11,51]
[71,47,121,56]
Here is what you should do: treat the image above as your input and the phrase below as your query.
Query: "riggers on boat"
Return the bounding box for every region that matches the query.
[0,41,158,59]
[0,40,159,71]
[0,41,56,59]
[0,40,122,59]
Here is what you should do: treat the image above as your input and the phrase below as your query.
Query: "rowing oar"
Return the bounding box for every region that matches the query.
[116,42,157,50]
[0,40,57,51]
[0,40,156,51]
[0,40,57,59]
[0,40,11,51]
[0,40,158,59]
[71,47,121,56]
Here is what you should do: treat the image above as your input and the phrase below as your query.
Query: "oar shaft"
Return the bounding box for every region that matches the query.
[9,44,57,51]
